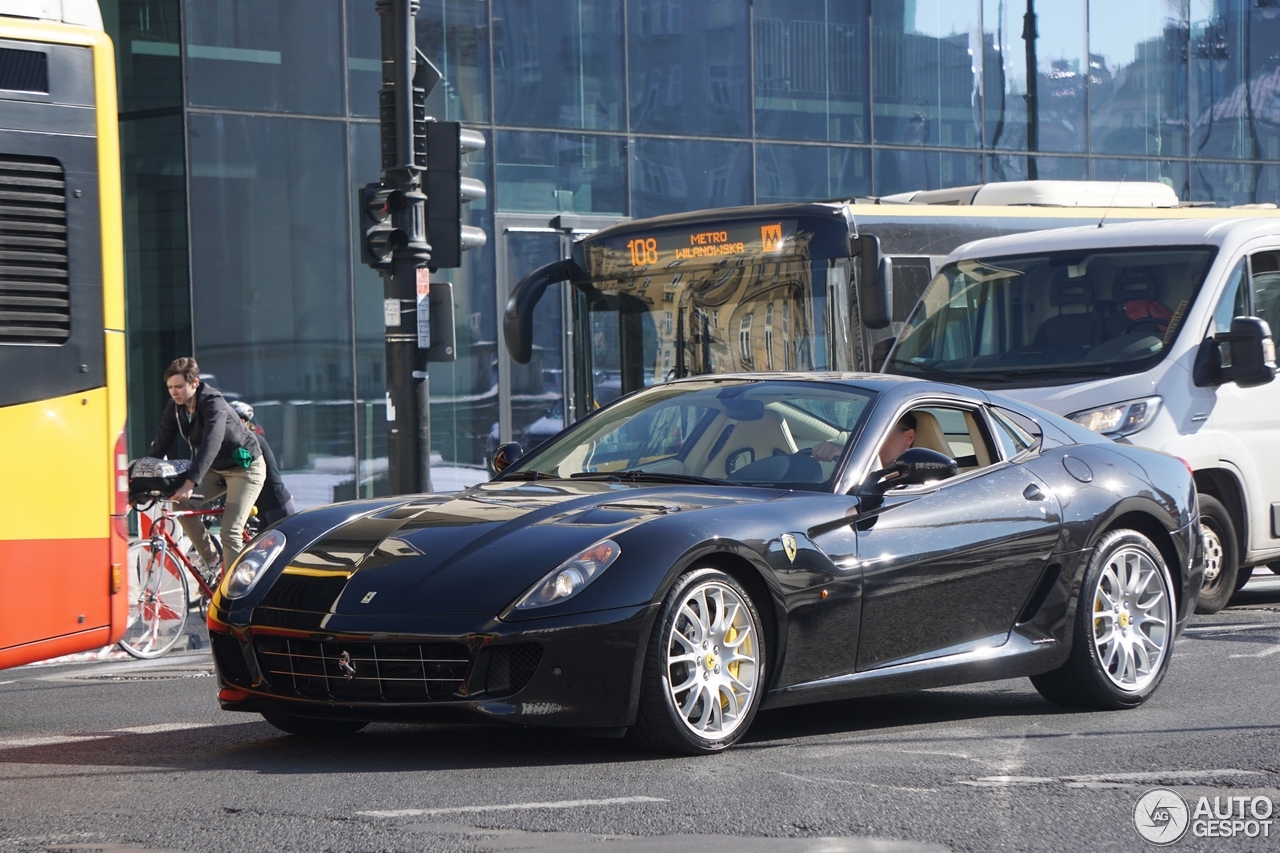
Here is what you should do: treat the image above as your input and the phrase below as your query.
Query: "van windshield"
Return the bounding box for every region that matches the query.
[887,247,1217,387]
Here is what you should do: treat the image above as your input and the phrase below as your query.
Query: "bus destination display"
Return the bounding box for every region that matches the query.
[608,220,793,268]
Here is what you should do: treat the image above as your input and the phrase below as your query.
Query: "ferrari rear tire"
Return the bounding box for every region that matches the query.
[631,568,765,755]
[260,712,368,737]
[1234,564,1254,592]
[1194,494,1238,614]
[1031,529,1175,711]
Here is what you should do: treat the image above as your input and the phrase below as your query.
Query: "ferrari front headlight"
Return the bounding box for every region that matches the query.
[221,530,286,599]
[1069,396,1161,437]
[511,540,621,611]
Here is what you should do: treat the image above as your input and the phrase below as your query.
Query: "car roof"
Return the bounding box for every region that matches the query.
[948,216,1277,260]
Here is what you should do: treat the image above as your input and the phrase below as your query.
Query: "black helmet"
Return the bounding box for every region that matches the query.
[230,400,254,422]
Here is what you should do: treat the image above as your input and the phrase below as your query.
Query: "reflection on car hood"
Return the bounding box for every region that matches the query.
[259,480,766,618]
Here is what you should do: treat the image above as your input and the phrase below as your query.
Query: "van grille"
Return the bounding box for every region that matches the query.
[254,637,471,702]
[0,155,69,345]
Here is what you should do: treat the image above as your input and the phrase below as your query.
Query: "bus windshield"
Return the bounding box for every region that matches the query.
[578,257,852,409]
[887,247,1217,387]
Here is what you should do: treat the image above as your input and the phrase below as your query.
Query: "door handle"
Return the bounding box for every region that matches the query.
[1023,483,1044,501]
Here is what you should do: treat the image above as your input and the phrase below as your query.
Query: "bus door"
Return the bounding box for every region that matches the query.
[494,214,624,449]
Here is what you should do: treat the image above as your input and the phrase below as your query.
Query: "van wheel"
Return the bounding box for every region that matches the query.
[1195,495,1238,614]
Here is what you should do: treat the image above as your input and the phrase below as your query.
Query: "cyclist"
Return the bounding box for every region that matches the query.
[146,357,266,575]
[230,400,296,525]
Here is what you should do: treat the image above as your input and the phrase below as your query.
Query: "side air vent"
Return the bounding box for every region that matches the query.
[0,47,49,93]
[0,155,69,344]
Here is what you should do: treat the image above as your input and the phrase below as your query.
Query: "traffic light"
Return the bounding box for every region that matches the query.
[425,121,487,270]
[359,183,409,270]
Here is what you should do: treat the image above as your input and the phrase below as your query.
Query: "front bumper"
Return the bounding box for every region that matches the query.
[208,601,660,729]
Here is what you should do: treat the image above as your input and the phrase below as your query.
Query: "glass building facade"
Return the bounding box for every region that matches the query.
[101,0,1280,504]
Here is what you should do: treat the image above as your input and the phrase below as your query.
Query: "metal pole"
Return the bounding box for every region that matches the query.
[375,0,432,495]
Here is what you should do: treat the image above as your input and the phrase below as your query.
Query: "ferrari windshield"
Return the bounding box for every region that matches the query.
[503,378,875,491]
[888,247,1216,387]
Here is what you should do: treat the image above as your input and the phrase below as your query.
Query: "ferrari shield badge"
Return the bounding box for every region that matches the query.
[781,533,797,563]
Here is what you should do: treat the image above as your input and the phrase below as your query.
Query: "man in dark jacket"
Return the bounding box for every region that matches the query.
[147,357,266,573]
[230,400,296,525]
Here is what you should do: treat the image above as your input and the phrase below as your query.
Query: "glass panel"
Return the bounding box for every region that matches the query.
[628,0,751,137]
[506,233,565,453]
[345,0,380,118]
[1091,158,1188,198]
[871,0,981,148]
[985,153,1086,183]
[756,145,871,203]
[103,0,193,456]
[1191,0,1280,161]
[1250,251,1280,335]
[418,0,491,123]
[1211,258,1248,334]
[495,131,627,214]
[982,0,1086,155]
[753,0,870,143]
[1191,160,1280,206]
[492,0,623,129]
[188,114,355,508]
[347,0,491,121]
[1088,1,1189,157]
[185,0,342,115]
[630,138,753,218]
[874,148,980,195]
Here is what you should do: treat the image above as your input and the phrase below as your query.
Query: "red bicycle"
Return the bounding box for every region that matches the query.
[119,500,256,659]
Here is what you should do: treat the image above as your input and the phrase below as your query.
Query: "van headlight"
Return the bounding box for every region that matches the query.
[1069,396,1162,437]
[221,530,286,599]
[511,540,621,611]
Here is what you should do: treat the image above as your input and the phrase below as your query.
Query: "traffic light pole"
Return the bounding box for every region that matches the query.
[376,0,431,494]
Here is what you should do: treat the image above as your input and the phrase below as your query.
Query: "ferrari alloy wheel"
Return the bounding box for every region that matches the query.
[631,568,765,754]
[1194,494,1238,614]
[260,712,369,737]
[1031,529,1176,710]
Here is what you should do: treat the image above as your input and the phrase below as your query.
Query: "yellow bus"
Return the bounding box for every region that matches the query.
[0,2,128,668]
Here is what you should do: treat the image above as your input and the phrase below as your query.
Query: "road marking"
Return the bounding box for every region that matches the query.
[0,720,252,750]
[358,796,668,819]
[1183,623,1276,634]
[1229,644,1280,659]
[774,770,937,793]
[0,681,13,686]
[956,769,1264,788]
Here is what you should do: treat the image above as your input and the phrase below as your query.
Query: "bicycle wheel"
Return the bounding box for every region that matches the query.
[119,540,190,659]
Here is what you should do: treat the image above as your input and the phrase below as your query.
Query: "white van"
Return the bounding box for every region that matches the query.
[883,217,1280,612]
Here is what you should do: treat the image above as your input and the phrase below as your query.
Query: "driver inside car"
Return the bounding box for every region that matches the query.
[812,412,916,467]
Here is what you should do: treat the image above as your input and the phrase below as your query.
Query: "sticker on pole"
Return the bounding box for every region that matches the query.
[416,268,430,349]
[384,298,400,328]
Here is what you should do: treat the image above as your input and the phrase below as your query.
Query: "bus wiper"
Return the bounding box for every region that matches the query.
[572,470,727,486]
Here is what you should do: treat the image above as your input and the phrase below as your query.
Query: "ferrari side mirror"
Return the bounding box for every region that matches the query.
[491,441,524,475]
[858,447,957,495]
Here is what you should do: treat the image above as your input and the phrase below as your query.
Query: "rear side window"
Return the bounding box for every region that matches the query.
[990,408,1035,459]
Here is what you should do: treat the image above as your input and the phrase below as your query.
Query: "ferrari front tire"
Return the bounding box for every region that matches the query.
[631,568,765,755]
[1031,530,1175,710]
[260,712,368,737]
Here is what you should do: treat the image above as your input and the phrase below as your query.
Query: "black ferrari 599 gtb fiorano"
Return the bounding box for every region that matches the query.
[208,374,1202,754]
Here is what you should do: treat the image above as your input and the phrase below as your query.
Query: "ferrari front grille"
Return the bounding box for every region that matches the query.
[254,637,471,702]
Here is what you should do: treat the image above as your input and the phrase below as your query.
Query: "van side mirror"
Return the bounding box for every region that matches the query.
[857,234,893,330]
[1193,316,1276,389]
[491,441,524,475]
[857,447,957,495]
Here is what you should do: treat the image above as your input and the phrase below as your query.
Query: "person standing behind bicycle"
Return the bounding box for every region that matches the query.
[146,357,266,574]
[229,400,296,526]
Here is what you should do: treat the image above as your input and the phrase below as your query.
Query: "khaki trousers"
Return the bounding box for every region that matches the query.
[176,456,267,572]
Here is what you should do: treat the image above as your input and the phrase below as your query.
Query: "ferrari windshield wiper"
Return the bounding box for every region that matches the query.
[572,470,727,486]
[501,470,559,481]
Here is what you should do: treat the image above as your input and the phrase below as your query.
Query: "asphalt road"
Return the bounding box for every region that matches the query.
[1,577,1277,853]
